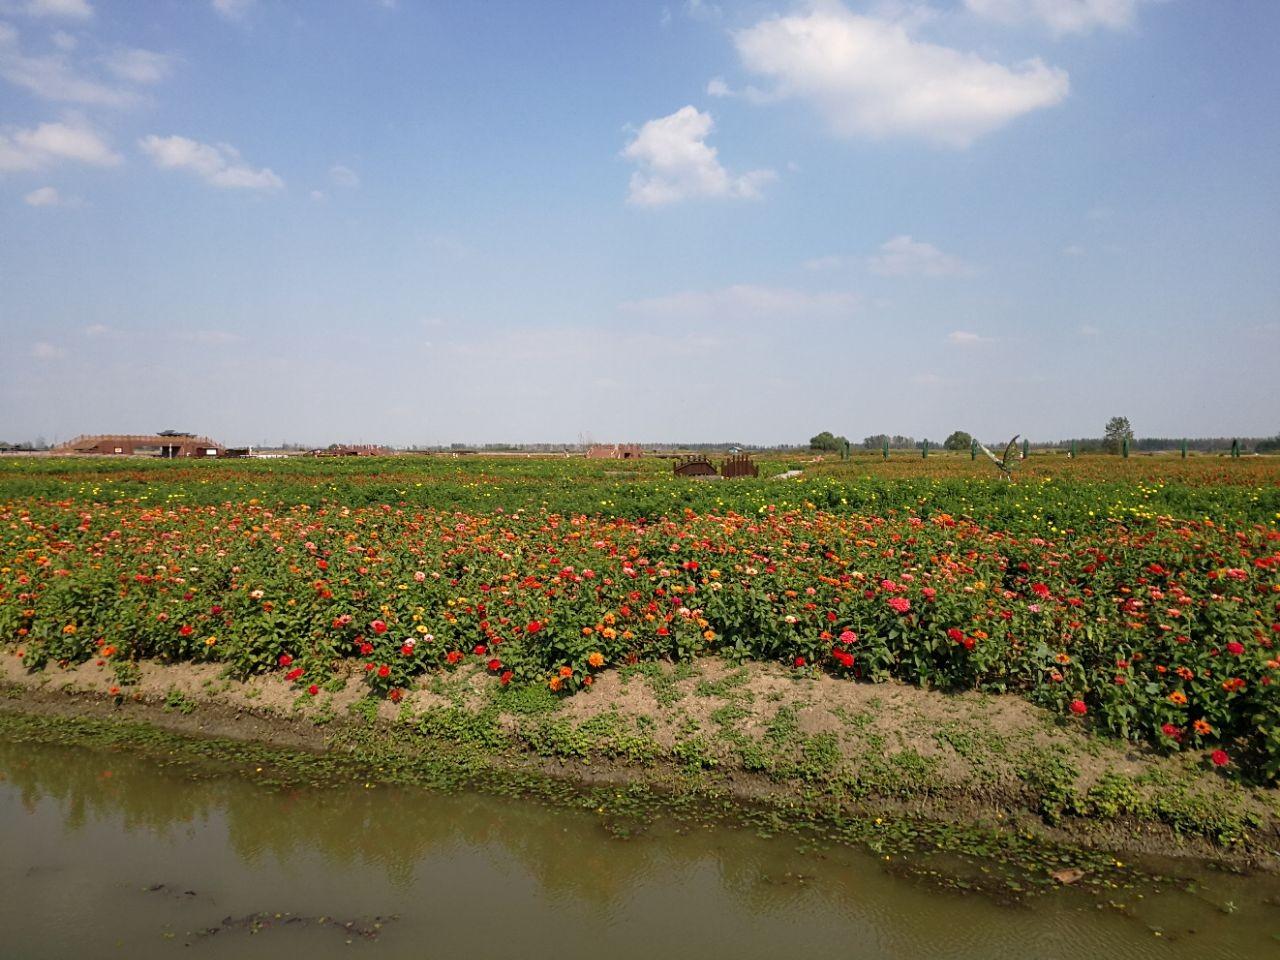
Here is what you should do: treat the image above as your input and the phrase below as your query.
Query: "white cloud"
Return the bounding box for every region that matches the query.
[102,47,172,84]
[706,76,731,97]
[947,330,992,345]
[966,0,1142,35]
[869,235,973,277]
[83,323,117,336]
[31,341,65,359]
[1062,243,1085,256]
[50,30,76,50]
[211,0,253,21]
[23,184,64,205]
[21,0,92,19]
[139,134,284,190]
[0,21,137,106]
[622,105,774,206]
[0,117,121,171]
[619,284,859,323]
[731,4,1069,147]
[329,163,360,187]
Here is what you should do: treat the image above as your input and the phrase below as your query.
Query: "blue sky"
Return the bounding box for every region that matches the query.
[1,0,1277,447]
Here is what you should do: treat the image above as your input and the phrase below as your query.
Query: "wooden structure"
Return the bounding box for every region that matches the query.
[720,453,758,478]
[586,443,644,460]
[673,455,718,478]
[54,434,223,458]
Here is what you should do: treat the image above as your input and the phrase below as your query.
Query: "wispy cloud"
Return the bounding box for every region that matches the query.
[966,0,1146,36]
[947,330,993,345]
[19,0,93,20]
[31,340,66,359]
[23,184,75,206]
[210,0,254,21]
[329,163,360,187]
[139,134,283,190]
[0,21,141,107]
[622,105,773,206]
[869,236,973,277]
[619,284,859,323]
[731,3,1069,147]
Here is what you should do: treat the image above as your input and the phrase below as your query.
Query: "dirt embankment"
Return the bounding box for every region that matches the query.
[2,648,1277,869]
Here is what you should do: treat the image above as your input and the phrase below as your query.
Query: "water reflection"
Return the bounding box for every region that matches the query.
[1,736,1278,960]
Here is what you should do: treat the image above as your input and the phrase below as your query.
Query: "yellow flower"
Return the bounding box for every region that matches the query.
[205,636,217,646]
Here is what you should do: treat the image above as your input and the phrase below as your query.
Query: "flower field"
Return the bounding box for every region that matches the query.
[2,454,1278,780]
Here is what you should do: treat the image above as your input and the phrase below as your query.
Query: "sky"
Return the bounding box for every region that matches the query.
[1,0,1277,448]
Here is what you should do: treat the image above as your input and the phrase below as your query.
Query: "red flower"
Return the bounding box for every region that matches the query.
[1226,641,1244,656]
[525,620,543,634]
[278,654,293,667]
[307,684,319,696]
[178,624,193,637]
[947,627,964,643]
[285,667,304,682]
[359,642,374,656]
[400,643,414,656]
[1211,749,1229,767]
[445,650,462,664]
[377,664,391,678]
[1069,699,1087,715]
[1031,583,1051,598]
[371,620,388,634]
[388,688,403,703]
[487,658,502,672]
[793,656,806,668]
[499,670,513,686]
[473,644,487,656]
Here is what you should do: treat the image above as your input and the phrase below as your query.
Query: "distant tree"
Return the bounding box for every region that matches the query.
[809,431,848,453]
[1103,416,1134,454]
[944,430,973,452]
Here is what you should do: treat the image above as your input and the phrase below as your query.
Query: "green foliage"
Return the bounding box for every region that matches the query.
[944,431,973,452]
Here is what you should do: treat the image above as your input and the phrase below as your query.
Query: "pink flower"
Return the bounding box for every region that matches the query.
[838,629,857,645]
[887,596,911,614]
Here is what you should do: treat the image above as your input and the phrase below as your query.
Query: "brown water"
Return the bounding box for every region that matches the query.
[1,736,1277,959]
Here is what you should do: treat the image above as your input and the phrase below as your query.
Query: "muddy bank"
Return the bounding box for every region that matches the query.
[2,648,1277,871]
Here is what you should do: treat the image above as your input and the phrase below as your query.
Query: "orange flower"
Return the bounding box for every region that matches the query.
[1192,719,1213,735]
[548,677,562,692]
[558,665,573,678]
[1168,691,1188,705]
[587,651,604,668]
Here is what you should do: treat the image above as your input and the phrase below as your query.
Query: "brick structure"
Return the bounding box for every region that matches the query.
[54,434,224,458]
[586,443,644,460]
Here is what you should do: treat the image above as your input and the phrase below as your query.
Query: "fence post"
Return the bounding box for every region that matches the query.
[1181,439,1187,459]
[1070,440,1077,459]
[882,437,889,461]
[971,438,978,461]
[922,440,929,459]
[1122,437,1129,459]
[1022,438,1030,460]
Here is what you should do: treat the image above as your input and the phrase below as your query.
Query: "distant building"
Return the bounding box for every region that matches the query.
[54,434,224,458]
[586,443,644,460]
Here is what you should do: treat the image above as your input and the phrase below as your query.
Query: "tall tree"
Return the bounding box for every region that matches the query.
[1104,416,1134,455]
[944,430,973,452]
